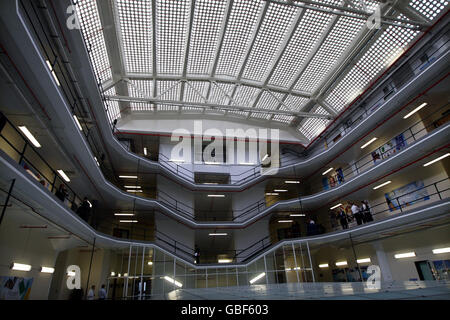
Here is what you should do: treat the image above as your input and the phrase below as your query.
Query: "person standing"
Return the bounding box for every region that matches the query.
[351,202,363,225]
[362,200,373,222]
[87,285,95,300]
[338,209,348,230]
[194,245,200,264]
[98,284,107,300]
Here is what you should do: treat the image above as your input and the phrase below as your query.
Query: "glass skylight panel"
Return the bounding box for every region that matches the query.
[410,0,449,20]
[127,80,153,99]
[227,85,260,117]
[187,0,227,75]
[284,95,308,112]
[104,87,121,121]
[208,82,234,105]
[298,106,330,141]
[215,0,263,77]
[183,81,209,103]
[294,16,365,93]
[116,0,153,73]
[157,81,181,111]
[272,114,295,123]
[242,3,298,82]
[156,0,190,75]
[76,0,112,81]
[131,102,154,112]
[325,17,419,111]
[250,91,284,120]
[269,8,335,88]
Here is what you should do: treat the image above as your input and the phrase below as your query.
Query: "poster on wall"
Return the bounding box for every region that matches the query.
[20,159,51,190]
[323,168,345,190]
[371,133,408,164]
[384,180,430,212]
[0,276,33,300]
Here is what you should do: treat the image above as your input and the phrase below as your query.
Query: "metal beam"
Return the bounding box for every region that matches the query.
[106,95,334,119]
[210,0,234,77]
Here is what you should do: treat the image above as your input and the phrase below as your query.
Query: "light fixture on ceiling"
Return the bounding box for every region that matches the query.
[148,261,153,265]
[119,220,138,223]
[394,252,416,259]
[40,267,55,274]
[432,247,450,254]
[330,203,342,210]
[218,259,232,263]
[111,272,116,276]
[45,60,60,86]
[73,115,83,131]
[18,126,41,148]
[169,159,185,163]
[207,194,225,198]
[274,189,288,192]
[94,157,100,166]
[373,181,392,190]
[335,261,348,267]
[127,189,143,193]
[285,180,300,184]
[322,167,333,175]
[403,102,427,119]
[249,272,266,284]
[423,153,450,167]
[209,233,228,236]
[57,170,70,182]
[11,263,31,271]
[357,258,371,264]
[114,213,134,216]
[265,193,279,196]
[119,175,138,179]
[86,200,93,208]
[278,220,293,223]
[319,264,329,268]
[261,154,269,162]
[143,147,148,156]
[164,276,182,288]
[124,185,141,189]
[290,214,305,217]
[361,137,377,149]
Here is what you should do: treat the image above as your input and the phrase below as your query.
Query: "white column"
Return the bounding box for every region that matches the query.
[372,241,393,282]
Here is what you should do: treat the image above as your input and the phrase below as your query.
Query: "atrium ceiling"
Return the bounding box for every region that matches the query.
[75,0,447,142]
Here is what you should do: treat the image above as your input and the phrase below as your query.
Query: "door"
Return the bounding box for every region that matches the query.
[415,261,435,280]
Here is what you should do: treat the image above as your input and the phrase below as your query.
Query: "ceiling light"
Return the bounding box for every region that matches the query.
[265,193,279,196]
[373,181,392,190]
[209,233,228,236]
[285,268,292,271]
[18,126,41,148]
[361,137,377,149]
[207,194,225,198]
[330,203,342,210]
[114,213,134,216]
[57,170,70,182]
[73,115,83,131]
[41,267,55,274]
[357,258,371,264]
[322,168,333,175]
[119,220,138,223]
[203,182,219,185]
[278,220,293,223]
[119,175,138,179]
[319,264,329,268]
[11,263,31,271]
[111,272,115,276]
[423,153,450,167]
[285,180,300,184]
[218,259,232,263]
[127,189,143,193]
[249,272,266,284]
[335,261,348,266]
[274,189,288,192]
[169,159,185,163]
[124,186,141,189]
[143,147,147,156]
[432,247,450,254]
[148,261,153,265]
[45,60,60,86]
[261,154,269,162]
[394,252,416,259]
[94,157,100,166]
[164,276,182,288]
[403,102,427,119]
[86,200,92,208]
[290,214,305,217]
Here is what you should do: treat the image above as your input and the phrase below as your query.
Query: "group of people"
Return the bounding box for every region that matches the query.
[334,200,373,230]
[55,184,92,223]
[69,285,107,300]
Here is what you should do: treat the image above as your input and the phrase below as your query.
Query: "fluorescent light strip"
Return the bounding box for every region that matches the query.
[249,272,266,284]
[403,102,427,119]
[330,203,342,210]
[357,258,371,264]
[373,180,392,190]
[322,167,333,175]
[164,276,182,288]
[119,220,138,223]
[207,194,225,198]
[361,137,377,149]
[423,153,450,167]
[124,186,141,189]
[261,154,269,162]
[110,272,115,276]
[319,264,329,268]
[114,213,134,216]
[148,261,153,265]
[394,252,416,259]
[274,189,288,192]
[218,259,232,263]
[57,170,70,182]
[86,200,92,208]
[278,220,293,223]
[45,60,60,86]
[119,175,138,179]
[265,193,279,196]
[203,182,219,185]
[127,190,143,193]
[143,147,147,156]
[432,247,450,254]
[73,115,83,131]
[18,126,41,148]
[285,180,300,184]
[41,267,55,274]
[209,233,228,236]
[335,261,348,266]
[290,214,305,217]
[94,157,100,166]
[11,263,31,271]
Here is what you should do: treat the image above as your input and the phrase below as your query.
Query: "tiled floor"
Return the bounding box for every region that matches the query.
[166,281,450,300]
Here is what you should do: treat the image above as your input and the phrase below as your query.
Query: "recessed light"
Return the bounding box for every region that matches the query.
[335,261,348,266]
[261,154,269,162]
[357,258,371,264]
[73,115,83,131]
[265,193,279,196]
[143,147,147,156]
[41,266,55,273]
[432,247,450,254]
[148,261,153,265]
[290,214,305,217]
[373,181,391,190]
[18,126,41,148]
[114,213,134,216]
[124,186,141,189]
[319,264,329,268]
[218,259,232,263]
[11,263,31,271]
[57,170,70,182]
[119,220,138,223]
[209,233,228,236]
[394,252,416,259]
[322,168,333,175]
[249,272,266,284]
[127,189,143,193]
[207,194,225,198]
[45,60,60,86]
[423,153,450,167]
[330,203,342,210]
[285,180,300,184]
[278,220,293,223]
[274,189,288,192]
[403,102,427,119]
[119,175,138,179]
[94,157,100,166]
[361,137,377,149]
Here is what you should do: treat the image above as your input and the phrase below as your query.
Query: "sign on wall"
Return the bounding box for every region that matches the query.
[0,276,33,300]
